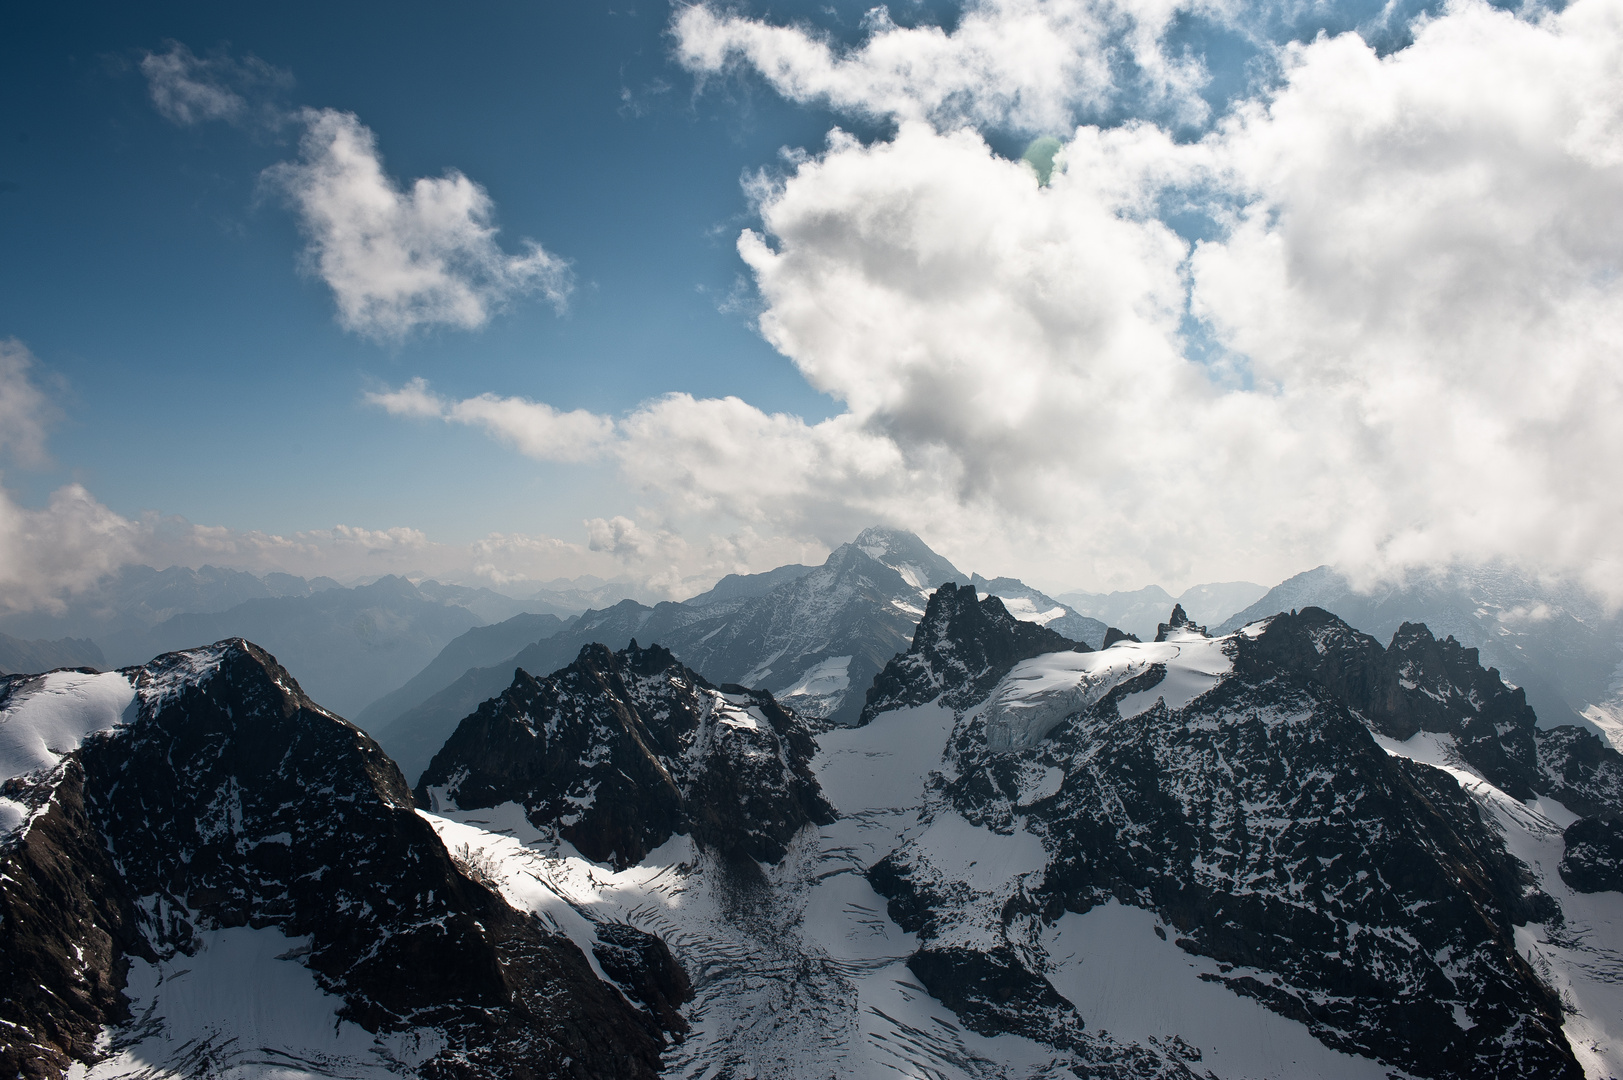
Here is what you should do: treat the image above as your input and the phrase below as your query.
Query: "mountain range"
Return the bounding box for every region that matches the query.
[3,552,1623,1076]
[1219,564,1623,743]
[404,589,1623,1077]
[369,528,1112,784]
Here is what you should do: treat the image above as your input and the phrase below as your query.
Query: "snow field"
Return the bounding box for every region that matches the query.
[981,632,1231,752]
[69,925,442,1080]
[1043,902,1397,1079]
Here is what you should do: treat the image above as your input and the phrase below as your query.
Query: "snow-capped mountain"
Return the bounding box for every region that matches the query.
[0,641,676,1080]
[1219,564,1623,742]
[417,640,835,870]
[376,528,1100,785]
[8,579,1623,1078]
[414,589,1623,1078]
[967,573,1107,645]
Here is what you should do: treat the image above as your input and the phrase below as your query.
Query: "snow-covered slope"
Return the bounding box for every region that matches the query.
[401,590,1623,1077]
[969,573,1108,646]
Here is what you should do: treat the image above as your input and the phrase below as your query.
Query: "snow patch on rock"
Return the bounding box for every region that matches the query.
[982,633,1231,751]
[0,670,137,785]
[1,670,137,841]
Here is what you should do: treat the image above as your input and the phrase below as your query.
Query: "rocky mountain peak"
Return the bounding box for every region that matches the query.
[1240,607,1542,798]
[417,640,834,870]
[859,582,1088,723]
[1,639,668,1080]
[1153,602,1207,641]
[862,614,1590,1078]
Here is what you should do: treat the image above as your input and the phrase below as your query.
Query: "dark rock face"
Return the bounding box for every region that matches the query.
[1560,815,1623,893]
[1152,603,1205,641]
[0,640,667,1080]
[860,583,1088,723]
[416,641,835,870]
[1240,607,1543,799]
[591,922,693,1035]
[0,760,144,1080]
[1101,626,1140,647]
[865,597,1582,1080]
[1536,722,1623,818]
[905,945,1087,1047]
[382,599,663,786]
[1243,608,1623,826]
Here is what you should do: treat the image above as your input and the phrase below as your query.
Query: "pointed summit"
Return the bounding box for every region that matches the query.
[1154,603,1207,641]
[851,527,965,590]
[860,582,1087,723]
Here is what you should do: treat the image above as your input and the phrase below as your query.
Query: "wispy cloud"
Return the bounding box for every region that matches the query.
[140,40,291,127]
[365,378,612,461]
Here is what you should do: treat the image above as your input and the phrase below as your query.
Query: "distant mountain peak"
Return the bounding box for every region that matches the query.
[849,526,964,590]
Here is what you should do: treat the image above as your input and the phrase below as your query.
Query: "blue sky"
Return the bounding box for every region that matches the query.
[1,2,850,540]
[2,0,1620,604]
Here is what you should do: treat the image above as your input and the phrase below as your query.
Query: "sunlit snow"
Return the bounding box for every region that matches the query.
[0,670,136,840]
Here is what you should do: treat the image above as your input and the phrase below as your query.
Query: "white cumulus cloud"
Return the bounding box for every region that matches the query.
[265,109,572,339]
[0,340,58,468]
[0,485,143,615]
[378,0,1623,601]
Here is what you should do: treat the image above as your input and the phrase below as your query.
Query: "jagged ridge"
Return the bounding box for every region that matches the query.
[416,640,835,870]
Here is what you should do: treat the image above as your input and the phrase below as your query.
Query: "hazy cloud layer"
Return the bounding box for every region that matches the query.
[0,344,814,611]
[264,109,572,339]
[0,483,826,612]
[379,0,1623,600]
[0,340,57,468]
